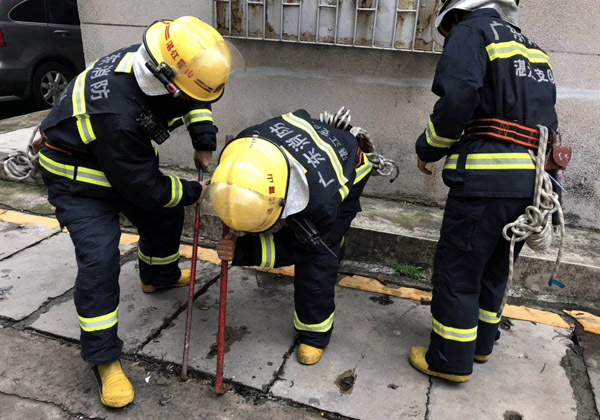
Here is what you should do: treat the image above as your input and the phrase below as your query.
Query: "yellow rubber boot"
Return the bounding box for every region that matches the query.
[474,353,491,364]
[408,346,470,383]
[94,360,134,408]
[297,344,324,365]
[141,269,191,293]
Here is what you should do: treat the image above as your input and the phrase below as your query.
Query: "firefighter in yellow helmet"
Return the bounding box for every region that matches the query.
[213,109,373,365]
[38,17,243,407]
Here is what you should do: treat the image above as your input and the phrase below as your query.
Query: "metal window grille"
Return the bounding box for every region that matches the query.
[214,0,442,53]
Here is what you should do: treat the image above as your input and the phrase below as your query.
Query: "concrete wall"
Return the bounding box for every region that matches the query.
[77,1,600,229]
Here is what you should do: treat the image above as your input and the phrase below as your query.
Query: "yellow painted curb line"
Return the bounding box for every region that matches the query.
[0,210,60,230]
[564,310,600,334]
[338,275,573,330]
[120,233,139,246]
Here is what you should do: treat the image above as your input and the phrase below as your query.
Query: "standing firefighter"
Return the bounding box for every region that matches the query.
[410,0,558,381]
[214,109,373,365]
[39,17,243,407]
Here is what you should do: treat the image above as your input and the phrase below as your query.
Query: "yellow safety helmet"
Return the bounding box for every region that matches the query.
[209,137,290,233]
[143,16,244,102]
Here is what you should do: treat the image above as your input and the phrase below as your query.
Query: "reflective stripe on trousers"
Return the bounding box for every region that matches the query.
[294,311,334,333]
[432,316,477,342]
[138,248,180,266]
[479,308,501,324]
[79,306,118,332]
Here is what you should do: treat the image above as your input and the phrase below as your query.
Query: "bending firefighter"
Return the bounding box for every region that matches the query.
[410,0,559,382]
[38,17,242,407]
[214,109,373,365]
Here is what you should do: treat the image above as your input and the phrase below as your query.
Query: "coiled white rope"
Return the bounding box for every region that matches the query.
[3,125,41,181]
[499,125,566,314]
[320,107,399,180]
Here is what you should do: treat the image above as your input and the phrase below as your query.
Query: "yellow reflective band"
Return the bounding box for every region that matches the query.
[76,167,112,187]
[479,308,502,324]
[465,153,535,170]
[138,248,180,266]
[79,307,118,332]
[340,236,345,247]
[354,155,373,184]
[152,142,158,156]
[75,113,96,144]
[164,175,183,208]
[426,118,460,149]
[338,184,350,200]
[168,117,182,127]
[71,60,96,116]
[280,147,307,173]
[432,316,477,342]
[486,41,552,68]
[294,311,334,333]
[259,233,275,268]
[282,113,349,186]
[183,109,213,127]
[39,152,112,188]
[114,52,135,73]
[444,154,459,170]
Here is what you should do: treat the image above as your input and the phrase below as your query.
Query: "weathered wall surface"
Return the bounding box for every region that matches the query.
[77,1,600,228]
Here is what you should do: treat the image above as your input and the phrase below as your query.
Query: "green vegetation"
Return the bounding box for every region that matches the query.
[392,263,424,280]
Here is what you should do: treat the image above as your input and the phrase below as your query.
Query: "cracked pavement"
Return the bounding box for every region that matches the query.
[0,210,599,419]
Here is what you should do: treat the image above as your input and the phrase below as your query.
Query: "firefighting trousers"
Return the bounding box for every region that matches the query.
[294,176,369,349]
[425,196,530,376]
[49,193,184,365]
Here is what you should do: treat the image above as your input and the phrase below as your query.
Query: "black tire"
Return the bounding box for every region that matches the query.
[30,62,74,109]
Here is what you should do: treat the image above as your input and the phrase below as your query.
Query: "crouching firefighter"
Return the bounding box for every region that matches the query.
[409,0,560,382]
[38,17,243,407]
[213,108,388,365]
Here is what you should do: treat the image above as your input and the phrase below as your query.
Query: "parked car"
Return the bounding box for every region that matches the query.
[0,0,85,108]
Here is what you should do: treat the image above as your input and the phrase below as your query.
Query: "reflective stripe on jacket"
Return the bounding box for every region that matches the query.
[415,9,558,198]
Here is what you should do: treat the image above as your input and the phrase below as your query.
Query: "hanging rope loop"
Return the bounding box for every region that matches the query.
[499,125,566,314]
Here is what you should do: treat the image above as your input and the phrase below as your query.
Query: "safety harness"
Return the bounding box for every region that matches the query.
[466,117,555,150]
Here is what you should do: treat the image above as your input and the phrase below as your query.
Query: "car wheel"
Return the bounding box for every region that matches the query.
[30,62,73,109]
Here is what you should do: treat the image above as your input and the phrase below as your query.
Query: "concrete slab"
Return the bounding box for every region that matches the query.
[0,126,34,154]
[0,221,58,261]
[0,393,66,420]
[580,332,600,413]
[429,320,576,420]
[271,287,431,420]
[0,233,75,321]
[30,260,220,352]
[0,328,322,420]
[141,267,297,391]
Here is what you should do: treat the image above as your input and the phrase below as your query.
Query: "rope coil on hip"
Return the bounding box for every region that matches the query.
[2,125,41,181]
[499,125,566,315]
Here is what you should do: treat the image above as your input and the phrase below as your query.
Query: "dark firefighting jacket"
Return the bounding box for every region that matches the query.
[39,44,218,208]
[415,8,558,198]
[231,109,372,268]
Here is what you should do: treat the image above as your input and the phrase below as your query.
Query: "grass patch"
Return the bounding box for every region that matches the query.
[392,263,424,279]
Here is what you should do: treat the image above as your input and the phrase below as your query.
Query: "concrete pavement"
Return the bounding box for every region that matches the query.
[0,209,598,419]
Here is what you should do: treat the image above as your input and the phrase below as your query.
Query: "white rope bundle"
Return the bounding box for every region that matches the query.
[3,125,41,181]
[320,107,399,180]
[499,125,566,314]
